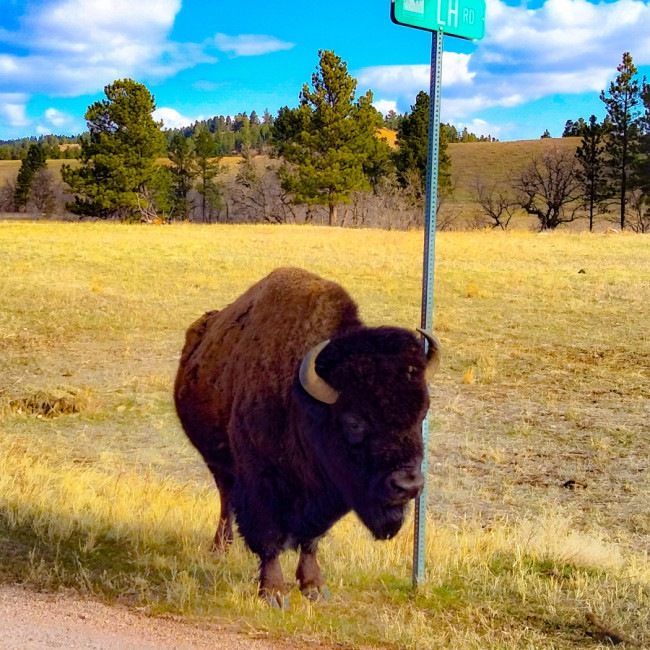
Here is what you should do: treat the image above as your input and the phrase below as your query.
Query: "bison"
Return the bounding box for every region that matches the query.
[174,267,440,607]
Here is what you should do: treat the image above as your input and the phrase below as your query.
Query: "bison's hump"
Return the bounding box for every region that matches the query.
[175,267,362,430]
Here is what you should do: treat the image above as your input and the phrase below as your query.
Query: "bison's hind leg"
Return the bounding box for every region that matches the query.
[297,539,330,602]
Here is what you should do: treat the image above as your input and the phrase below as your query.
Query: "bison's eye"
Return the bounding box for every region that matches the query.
[340,413,368,444]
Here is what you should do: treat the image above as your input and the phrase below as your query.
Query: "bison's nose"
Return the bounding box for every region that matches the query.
[386,468,424,503]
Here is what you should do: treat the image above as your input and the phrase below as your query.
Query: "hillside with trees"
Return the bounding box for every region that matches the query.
[0,50,649,232]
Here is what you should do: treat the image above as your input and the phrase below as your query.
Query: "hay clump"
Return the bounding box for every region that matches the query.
[6,389,85,418]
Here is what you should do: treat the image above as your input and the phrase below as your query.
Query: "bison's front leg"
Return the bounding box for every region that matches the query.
[259,555,289,609]
[297,539,330,602]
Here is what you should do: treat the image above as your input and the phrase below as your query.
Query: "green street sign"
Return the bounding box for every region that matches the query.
[391,0,485,41]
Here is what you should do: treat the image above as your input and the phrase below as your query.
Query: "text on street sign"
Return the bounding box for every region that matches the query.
[392,0,486,41]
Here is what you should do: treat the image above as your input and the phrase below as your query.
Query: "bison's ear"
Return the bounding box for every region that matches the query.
[299,340,340,404]
[416,328,442,378]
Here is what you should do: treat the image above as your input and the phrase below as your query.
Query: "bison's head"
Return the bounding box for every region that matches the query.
[298,327,440,540]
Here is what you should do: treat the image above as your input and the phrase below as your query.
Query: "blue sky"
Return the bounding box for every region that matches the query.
[0,0,649,142]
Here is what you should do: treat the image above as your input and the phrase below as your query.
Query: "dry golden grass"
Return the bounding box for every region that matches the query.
[0,222,648,648]
[378,127,398,148]
[0,159,81,187]
[0,156,241,186]
[0,136,577,195]
[448,137,580,202]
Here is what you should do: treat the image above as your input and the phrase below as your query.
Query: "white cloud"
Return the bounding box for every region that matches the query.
[153,107,200,130]
[214,33,295,57]
[444,53,475,85]
[0,0,211,97]
[44,108,73,128]
[484,0,650,66]
[455,118,502,138]
[357,0,650,125]
[373,99,398,116]
[0,102,31,128]
[35,107,80,135]
[358,52,474,95]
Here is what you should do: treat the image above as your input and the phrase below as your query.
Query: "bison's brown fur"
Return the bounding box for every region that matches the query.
[174,267,437,607]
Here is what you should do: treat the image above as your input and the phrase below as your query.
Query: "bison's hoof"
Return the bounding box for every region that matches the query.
[301,586,331,602]
[262,592,290,610]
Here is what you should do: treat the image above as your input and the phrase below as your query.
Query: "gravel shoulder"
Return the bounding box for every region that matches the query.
[0,584,313,650]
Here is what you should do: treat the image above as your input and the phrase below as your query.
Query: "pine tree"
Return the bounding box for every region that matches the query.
[14,144,47,210]
[575,115,611,231]
[273,50,390,226]
[635,79,650,202]
[61,79,164,220]
[194,129,223,223]
[167,133,196,220]
[233,113,252,152]
[259,109,274,147]
[600,52,642,229]
[562,118,586,137]
[383,110,403,130]
[393,91,451,198]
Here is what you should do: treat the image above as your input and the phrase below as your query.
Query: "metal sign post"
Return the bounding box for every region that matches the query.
[390,0,485,588]
[412,27,443,588]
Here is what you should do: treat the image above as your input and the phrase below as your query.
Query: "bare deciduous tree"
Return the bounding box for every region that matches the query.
[229,149,296,224]
[474,179,517,229]
[30,169,59,215]
[0,178,17,212]
[515,148,582,230]
[627,189,650,233]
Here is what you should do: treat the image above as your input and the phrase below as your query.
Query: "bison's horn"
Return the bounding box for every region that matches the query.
[299,340,339,404]
[416,328,442,376]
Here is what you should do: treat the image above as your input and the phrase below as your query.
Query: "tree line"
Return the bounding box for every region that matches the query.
[1,108,493,163]
[0,50,456,227]
[477,52,650,232]
[2,50,648,231]
[0,134,82,161]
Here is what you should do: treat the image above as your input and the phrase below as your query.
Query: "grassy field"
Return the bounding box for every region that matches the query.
[0,222,648,648]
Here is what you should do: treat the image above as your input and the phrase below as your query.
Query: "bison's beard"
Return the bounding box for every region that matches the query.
[356,503,407,541]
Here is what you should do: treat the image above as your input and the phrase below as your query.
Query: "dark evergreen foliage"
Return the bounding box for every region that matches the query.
[14,144,47,210]
[392,91,451,198]
[167,132,197,220]
[562,118,586,137]
[272,50,391,226]
[600,52,642,230]
[575,116,611,231]
[442,123,497,143]
[61,79,164,220]
[635,80,650,200]
[162,110,273,156]
[194,129,224,223]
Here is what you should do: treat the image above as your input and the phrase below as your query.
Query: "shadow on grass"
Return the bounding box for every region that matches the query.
[0,504,646,648]
[0,505,256,614]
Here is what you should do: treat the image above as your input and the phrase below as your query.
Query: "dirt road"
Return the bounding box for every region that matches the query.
[0,584,319,650]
